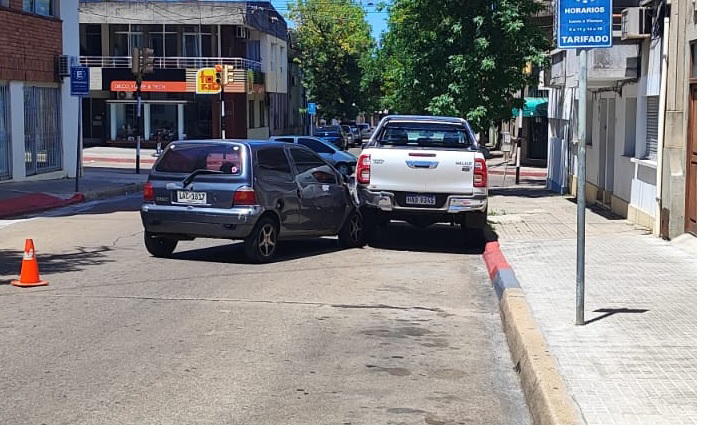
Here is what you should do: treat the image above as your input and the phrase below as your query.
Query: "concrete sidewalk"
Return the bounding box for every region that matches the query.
[487,180,697,424]
[0,167,147,219]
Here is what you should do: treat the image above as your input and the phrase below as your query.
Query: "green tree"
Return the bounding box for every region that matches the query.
[379,0,551,132]
[288,0,376,121]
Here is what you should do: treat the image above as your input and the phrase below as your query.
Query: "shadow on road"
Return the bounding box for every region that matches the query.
[0,246,116,283]
[170,237,344,264]
[489,185,559,198]
[368,222,489,255]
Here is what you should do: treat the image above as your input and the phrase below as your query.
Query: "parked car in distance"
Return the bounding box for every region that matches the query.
[341,122,363,146]
[140,139,365,263]
[270,135,358,176]
[357,123,373,140]
[354,115,488,242]
[340,125,356,148]
[314,125,348,150]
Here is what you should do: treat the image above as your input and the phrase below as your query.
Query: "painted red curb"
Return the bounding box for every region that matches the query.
[0,192,85,219]
[482,241,512,280]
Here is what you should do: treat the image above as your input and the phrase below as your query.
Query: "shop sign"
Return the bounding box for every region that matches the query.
[196,68,222,94]
[111,81,187,92]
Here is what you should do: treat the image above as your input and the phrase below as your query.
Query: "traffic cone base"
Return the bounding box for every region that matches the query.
[11,278,48,287]
[11,239,48,287]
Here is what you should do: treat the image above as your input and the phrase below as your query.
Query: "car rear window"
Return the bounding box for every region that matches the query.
[377,122,475,148]
[155,143,244,175]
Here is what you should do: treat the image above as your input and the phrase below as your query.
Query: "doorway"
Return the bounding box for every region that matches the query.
[685,83,696,235]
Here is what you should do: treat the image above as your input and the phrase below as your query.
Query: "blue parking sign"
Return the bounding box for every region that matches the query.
[307,102,317,116]
[70,66,90,97]
[558,0,612,49]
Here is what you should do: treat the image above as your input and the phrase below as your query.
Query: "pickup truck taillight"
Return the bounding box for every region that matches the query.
[357,154,371,184]
[474,158,487,187]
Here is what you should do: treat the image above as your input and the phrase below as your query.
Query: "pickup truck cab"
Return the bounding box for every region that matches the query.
[354,115,488,239]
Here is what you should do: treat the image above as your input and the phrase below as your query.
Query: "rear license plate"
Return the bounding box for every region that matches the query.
[406,194,436,205]
[176,191,207,204]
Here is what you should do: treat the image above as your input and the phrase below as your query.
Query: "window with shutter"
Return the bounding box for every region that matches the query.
[645,96,659,161]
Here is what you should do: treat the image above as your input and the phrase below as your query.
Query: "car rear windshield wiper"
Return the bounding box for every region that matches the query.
[182,169,222,187]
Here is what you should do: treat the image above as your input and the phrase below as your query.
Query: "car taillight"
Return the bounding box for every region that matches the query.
[233,187,257,205]
[356,153,371,184]
[143,182,154,201]
[474,158,487,188]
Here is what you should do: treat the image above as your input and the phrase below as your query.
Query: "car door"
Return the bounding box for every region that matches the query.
[287,145,347,234]
[255,147,302,236]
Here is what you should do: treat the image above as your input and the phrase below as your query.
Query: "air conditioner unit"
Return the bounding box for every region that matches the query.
[118,91,134,100]
[621,7,652,40]
[57,55,70,78]
[235,26,250,39]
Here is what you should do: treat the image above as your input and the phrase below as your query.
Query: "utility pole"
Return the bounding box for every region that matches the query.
[215,65,232,139]
[575,48,588,326]
[516,87,525,184]
[131,47,154,174]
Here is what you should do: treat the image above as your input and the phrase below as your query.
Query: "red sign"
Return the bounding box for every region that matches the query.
[110,81,188,92]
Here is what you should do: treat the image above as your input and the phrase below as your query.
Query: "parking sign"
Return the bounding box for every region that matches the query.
[70,66,90,97]
[557,0,612,49]
[308,102,317,115]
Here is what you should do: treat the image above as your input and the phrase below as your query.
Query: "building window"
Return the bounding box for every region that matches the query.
[23,0,53,16]
[24,86,62,175]
[623,98,637,157]
[247,41,261,61]
[82,24,102,56]
[249,100,255,128]
[0,85,10,181]
[1,0,9,8]
[645,96,660,161]
[259,100,266,127]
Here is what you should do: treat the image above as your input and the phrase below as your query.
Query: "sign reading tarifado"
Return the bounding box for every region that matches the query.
[557,0,612,49]
[196,68,221,94]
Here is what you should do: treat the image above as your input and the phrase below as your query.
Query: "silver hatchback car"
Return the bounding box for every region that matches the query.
[140,140,365,263]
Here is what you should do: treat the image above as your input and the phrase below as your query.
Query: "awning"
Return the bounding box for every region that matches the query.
[512,98,548,118]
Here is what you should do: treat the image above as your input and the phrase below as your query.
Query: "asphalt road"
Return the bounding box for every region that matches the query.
[0,195,531,424]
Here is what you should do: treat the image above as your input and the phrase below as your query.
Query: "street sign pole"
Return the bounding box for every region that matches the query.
[557,0,611,325]
[576,48,587,326]
[70,65,90,192]
[136,78,142,175]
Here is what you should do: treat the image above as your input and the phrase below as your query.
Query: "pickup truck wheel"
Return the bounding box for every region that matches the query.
[244,217,279,263]
[461,211,487,246]
[339,210,365,248]
[144,232,177,258]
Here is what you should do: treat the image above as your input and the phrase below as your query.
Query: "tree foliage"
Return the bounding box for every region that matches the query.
[288,0,376,120]
[379,0,552,132]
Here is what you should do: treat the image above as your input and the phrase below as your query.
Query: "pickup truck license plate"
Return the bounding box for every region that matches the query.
[406,194,436,205]
[176,191,207,204]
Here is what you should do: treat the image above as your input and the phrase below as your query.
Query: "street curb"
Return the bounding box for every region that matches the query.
[81,183,146,202]
[482,241,585,425]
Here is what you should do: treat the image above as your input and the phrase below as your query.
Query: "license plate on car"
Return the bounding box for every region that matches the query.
[176,191,207,204]
[406,194,436,205]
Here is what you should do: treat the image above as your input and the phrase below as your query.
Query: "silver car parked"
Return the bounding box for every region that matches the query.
[270,135,358,176]
[140,140,365,263]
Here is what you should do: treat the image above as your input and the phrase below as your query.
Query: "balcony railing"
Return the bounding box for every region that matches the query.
[79,56,263,71]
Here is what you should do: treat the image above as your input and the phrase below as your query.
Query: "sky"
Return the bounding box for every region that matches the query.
[267,0,389,43]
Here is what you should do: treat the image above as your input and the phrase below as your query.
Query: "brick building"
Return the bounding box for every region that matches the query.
[0,0,80,182]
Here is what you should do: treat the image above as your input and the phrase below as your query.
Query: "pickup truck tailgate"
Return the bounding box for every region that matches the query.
[365,148,477,194]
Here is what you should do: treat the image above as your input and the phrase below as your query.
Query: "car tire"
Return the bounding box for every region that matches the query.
[338,210,365,248]
[336,163,350,176]
[461,211,487,246]
[144,232,177,258]
[244,216,279,263]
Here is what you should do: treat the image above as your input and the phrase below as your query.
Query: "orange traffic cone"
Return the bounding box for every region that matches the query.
[11,239,48,287]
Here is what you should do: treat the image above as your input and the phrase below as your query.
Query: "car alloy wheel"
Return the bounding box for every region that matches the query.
[339,210,365,248]
[337,163,349,175]
[258,222,276,258]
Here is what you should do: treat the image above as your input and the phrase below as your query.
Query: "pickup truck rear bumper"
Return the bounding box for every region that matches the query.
[358,187,487,213]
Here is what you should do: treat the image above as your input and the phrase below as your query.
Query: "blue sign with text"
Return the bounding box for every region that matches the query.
[557,0,612,49]
[307,102,317,115]
[70,66,90,97]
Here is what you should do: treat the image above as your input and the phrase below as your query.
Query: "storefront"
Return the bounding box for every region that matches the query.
[512,97,548,165]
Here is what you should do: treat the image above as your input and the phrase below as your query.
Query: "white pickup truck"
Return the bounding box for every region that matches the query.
[354,115,488,240]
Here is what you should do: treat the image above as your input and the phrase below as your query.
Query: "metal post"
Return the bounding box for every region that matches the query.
[309,113,313,136]
[136,79,142,174]
[576,48,588,326]
[516,88,525,184]
[220,90,226,139]
[75,99,81,193]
